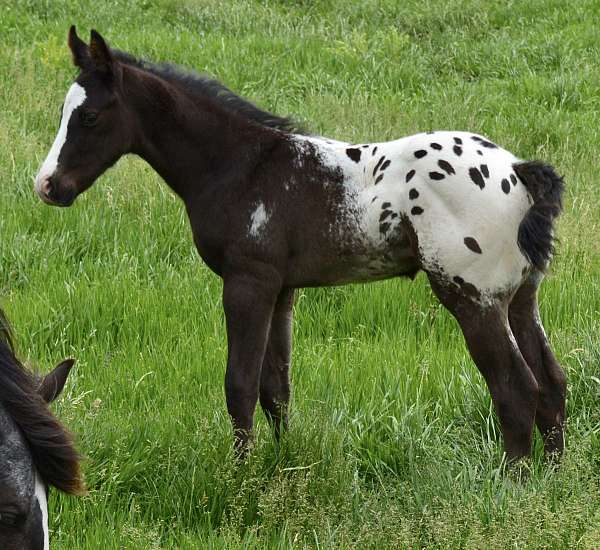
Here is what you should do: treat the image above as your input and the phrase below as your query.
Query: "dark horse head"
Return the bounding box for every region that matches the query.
[0,311,83,549]
[34,26,299,206]
[35,27,136,206]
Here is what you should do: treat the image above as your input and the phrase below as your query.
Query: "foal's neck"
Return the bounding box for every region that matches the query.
[125,66,280,201]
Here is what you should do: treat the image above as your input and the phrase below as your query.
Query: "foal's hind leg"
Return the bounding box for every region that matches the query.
[509,273,566,455]
[428,277,539,461]
[260,288,294,439]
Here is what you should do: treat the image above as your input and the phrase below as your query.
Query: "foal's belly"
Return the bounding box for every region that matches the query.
[284,228,419,288]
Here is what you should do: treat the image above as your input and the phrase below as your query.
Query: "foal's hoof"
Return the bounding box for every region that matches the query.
[504,455,533,482]
[544,448,564,467]
[233,434,255,460]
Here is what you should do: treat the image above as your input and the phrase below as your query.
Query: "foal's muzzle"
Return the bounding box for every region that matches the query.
[34,175,76,207]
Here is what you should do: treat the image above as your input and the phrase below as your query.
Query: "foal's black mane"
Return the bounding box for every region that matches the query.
[0,310,82,494]
[113,49,305,134]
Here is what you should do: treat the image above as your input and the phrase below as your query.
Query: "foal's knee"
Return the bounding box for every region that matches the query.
[259,373,289,411]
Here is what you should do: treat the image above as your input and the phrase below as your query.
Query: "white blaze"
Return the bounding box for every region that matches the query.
[34,471,49,550]
[35,83,87,195]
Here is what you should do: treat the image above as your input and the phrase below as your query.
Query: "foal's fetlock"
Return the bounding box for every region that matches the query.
[232,426,256,457]
[542,425,565,460]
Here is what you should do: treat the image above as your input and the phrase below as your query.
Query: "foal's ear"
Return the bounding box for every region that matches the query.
[68,25,90,70]
[38,359,75,403]
[89,29,114,75]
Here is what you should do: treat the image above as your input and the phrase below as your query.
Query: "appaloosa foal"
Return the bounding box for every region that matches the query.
[35,27,566,461]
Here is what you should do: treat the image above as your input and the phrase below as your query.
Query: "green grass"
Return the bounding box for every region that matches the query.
[1,0,600,547]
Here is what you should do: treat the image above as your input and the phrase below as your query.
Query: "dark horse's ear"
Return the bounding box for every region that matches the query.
[89,29,114,75]
[68,25,90,70]
[38,359,75,403]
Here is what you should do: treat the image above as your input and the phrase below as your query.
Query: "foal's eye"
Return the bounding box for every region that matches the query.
[0,511,20,527]
[80,110,98,127]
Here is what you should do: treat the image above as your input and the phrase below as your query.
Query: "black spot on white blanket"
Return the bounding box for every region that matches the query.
[453,145,463,156]
[468,167,485,189]
[429,171,445,181]
[438,159,455,175]
[453,276,480,297]
[379,210,393,222]
[346,148,361,162]
[414,150,427,159]
[464,237,482,254]
[471,136,498,149]
[430,143,442,150]
[409,188,419,200]
[406,169,416,183]
[501,178,510,194]
[480,164,489,178]
[411,206,424,215]
[373,156,385,176]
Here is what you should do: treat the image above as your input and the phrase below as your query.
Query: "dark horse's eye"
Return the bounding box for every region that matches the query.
[0,510,21,527]
[80,110,98,127]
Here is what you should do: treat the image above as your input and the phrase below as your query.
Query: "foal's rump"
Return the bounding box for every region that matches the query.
[295,131,563,296]
[375,131,563,301]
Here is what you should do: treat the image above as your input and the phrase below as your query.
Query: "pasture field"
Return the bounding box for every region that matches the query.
[1,0,600,548]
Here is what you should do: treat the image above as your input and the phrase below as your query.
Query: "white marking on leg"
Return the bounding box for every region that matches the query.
[34,471,49,550]
[249,202,270,238]
[35,83,87,196]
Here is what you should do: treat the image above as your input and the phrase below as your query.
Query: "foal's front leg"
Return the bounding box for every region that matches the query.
[260,288,295,439]
[223,273,280,451]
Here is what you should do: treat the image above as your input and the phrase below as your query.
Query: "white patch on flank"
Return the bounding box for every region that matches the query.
[35,83,87,196]
[34,471,49,550]
[249,202,270,238]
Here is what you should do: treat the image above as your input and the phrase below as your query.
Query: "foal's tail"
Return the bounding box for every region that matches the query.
[513,160,565,271]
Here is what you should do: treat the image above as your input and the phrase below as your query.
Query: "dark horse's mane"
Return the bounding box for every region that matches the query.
[112,49,306,134]
[0,310,83,494]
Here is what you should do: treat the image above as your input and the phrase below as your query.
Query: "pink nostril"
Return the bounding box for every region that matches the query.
[41,177,54,197]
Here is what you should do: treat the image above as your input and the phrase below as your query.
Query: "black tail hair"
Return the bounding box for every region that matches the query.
[513,161,565,271]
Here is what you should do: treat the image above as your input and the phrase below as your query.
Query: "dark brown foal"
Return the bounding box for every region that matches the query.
[35,27,566,462]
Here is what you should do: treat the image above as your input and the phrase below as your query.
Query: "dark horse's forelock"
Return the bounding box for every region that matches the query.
[112,49,306,134]
[0,310,83,494]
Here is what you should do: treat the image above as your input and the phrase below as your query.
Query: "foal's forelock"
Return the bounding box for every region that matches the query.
[34,83,87,200]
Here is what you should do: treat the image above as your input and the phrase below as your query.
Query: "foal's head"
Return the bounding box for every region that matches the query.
[0,313,83,549]
[35,27,133,206]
